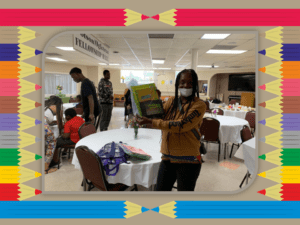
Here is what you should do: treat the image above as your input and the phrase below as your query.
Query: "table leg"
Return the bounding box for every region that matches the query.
[83,177,87,191]
[151,184,156,191]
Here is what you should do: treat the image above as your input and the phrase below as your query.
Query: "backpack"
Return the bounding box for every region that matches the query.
[96,142,129,176]
[119,142,151,160]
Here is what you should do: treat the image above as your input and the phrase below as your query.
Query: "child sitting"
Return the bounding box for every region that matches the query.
[56,108,85,153]
[75,95,83,108]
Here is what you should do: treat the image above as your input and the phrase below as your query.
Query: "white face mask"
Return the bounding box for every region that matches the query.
[179,88,193,97]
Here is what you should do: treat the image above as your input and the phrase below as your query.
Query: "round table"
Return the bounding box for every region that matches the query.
[63,103,77,111]
[72,128,162,188]
[203,115,250,144]
[209,102,224,109]
[223,109,248,119]
[234,137,256,175]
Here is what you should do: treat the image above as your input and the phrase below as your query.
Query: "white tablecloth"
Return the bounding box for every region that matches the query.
[63,103,77,111]
[203,115,249,144]
[234,137,255,175]
[72,128,162,188]
[224,110,248,119]
[209,102,224,109]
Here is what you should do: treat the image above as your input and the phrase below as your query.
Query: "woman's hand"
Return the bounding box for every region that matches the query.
[135,114,152,125]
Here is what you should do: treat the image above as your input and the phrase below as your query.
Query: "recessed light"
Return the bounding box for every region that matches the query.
[109,63,120,66]
[99,63,107,65]
[201,34,230,39]
[154,68,171,70]
[152,60,165,64]
[46,57,68,62]
[197,65,219,68]
[206,50,247,54]
[56,47,75,51]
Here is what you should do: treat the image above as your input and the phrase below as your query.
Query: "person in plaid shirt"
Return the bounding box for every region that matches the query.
[98,70,113,131]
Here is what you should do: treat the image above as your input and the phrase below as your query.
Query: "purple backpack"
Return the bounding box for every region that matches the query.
[96,142,129,176]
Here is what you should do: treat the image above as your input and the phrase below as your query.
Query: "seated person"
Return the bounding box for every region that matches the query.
[75,95,83,108]
[56,108,85,153]
[44,119,57,174]
[45,96,63,126]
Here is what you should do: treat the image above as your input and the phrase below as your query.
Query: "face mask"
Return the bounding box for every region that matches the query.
[179,88,193,97]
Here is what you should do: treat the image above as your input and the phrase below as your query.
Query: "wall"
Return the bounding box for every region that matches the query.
[44,62,87,97]
[215,72,255,105]
[86,66,99,89]
[45,62,255,100]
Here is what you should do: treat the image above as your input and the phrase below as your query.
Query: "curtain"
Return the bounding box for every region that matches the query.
[45,73,77,95]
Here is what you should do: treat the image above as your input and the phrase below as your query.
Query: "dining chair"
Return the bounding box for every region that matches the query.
[59,122,96,161]
[200,117,222,162]
[229,100,237,105]
[204,101,210,112]
[76,146,138,191]
[245,111,255,136]
[209,108,224,115]
[230,125,253,158]
[69,99,77,103]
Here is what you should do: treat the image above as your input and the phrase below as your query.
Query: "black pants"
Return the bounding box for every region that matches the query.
[100,103,113,131]
[155,160,201,191]
[56,137,75,148]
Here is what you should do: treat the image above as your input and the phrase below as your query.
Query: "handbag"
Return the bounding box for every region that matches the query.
[96,142,129,176]
[178,98,207,155]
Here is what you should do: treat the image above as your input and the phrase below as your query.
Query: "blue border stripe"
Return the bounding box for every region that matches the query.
[0,201,128,219]
[172,201,300,218]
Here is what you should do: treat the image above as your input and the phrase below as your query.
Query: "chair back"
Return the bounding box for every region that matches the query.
[75,146,108,191]
[209,108,224,115]
[78,122,96,139]
[75,107,83,115]
[204,101,210,111]
[200,117,220,142]
[240,125,253,143]
[245,111,255,129]
[69,99,77,103]
[229,99,237,105]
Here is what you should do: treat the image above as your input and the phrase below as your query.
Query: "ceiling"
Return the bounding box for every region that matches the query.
[45,32,256,71]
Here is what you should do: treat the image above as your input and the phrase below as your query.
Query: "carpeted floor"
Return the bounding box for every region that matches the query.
[45,107,249,192]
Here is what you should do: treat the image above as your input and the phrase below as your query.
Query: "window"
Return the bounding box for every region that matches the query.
[175,71,180,81]
[45,73,77,95]
[121,70,155,85]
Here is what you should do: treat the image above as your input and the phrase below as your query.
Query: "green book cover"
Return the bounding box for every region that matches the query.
[131,83,158,116]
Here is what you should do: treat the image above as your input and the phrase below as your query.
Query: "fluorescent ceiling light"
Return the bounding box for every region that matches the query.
[56,47,75,51]
[201,34,230,39]
[109,63,120,66]
[46,57,68,62]
[154,68,171,70]
[98,63,107,65]
[152,60,165,64]
[206,50,247,54]
[197,65,219,68]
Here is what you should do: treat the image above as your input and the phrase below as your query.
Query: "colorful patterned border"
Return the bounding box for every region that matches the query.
[1,8,300,219]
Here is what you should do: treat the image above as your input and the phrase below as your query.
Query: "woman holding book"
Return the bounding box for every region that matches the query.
[136,69,206,191]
